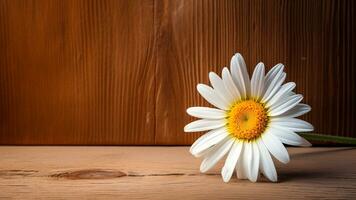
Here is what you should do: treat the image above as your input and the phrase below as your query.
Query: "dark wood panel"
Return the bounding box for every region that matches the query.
[154,0,250,144]
[155,0,356,144]
[0,0,355,144]
[249,0,356,138]
[0,0,156,144]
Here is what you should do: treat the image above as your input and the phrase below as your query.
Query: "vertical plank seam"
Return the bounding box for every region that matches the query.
[153,0,157,144]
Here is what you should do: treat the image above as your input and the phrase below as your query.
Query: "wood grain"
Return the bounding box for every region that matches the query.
[155,0,356,144]
[0,0,355,144]
[0,146,355,199]
[155,0,251,144]
[0,0,156,144]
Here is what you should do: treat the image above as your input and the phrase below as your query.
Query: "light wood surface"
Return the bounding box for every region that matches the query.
[0,146,355,199]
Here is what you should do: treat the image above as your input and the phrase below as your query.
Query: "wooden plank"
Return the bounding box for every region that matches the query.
[155,0,356,144]
[0,0,156,144]
[248,0,356,138]
[0,0,355,145]
[0,146,355,199]
[154,0,250,144]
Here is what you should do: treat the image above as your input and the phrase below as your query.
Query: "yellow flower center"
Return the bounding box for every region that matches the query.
[227,100,268,140]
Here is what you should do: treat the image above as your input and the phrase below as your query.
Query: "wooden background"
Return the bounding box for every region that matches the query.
[0,0,355,145]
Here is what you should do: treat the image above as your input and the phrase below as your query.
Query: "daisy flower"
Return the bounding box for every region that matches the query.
[184,53,313,182]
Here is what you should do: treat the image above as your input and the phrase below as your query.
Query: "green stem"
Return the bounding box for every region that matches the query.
[299,133,356,145]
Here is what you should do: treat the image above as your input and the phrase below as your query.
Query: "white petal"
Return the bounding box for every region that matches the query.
[186,107,226,119]
[261,72,286,103]
[277,103,311,118]
[256,139,277,182]
[261,130,290,164]
[209,72,235,104]
[250,62,265,100]
[236,142,247,179]
[230,53,250,99]
[266,82,296,108]
[269,126,312,147]
[221,140,243,182]
[270,118,314,132]
[200,138,234,173]
[264,64,284,90]
[197,84,229,110]
[269,94,303,117]
[222,67,241,101]
[242,142,253,181]
[190,127,229,157]
[262,67,287,102]
[250,142,260,182]
[191,143,213,158]
[184,119,226,132]
[190,128,219,152]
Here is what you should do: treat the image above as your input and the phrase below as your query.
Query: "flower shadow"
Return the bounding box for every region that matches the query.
[290,147,355,159]
[277,171,329,182]
[278,147,356,183]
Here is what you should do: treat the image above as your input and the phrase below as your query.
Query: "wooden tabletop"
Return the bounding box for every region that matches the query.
[0,146,355,199]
